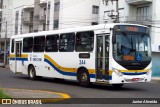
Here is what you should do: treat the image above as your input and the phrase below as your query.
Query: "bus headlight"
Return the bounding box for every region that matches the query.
[112,68,123,77]
[146,69,152,75]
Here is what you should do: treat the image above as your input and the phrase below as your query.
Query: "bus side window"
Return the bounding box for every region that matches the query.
[11,39,14,53]
[33,36,45,52]
[46,35,59,52]
[59,33,75,52]
[76,31,94,52]
[23,37,33,52]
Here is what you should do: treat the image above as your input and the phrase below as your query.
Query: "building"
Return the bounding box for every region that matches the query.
[0,0,34,65]
[1,0,101,37]
[0,0,101,65]
[99,0,160,77]
[0,0,3,66]
[22,0,100,33]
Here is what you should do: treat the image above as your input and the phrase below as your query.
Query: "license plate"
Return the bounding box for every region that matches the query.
[132,78,139,81]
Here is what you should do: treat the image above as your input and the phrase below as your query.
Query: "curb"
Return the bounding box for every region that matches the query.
[0,88,71,104]
[3,88,71,98]
[151,77,160,83]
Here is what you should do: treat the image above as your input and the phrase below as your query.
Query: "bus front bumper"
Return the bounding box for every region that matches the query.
[110,71,152,84]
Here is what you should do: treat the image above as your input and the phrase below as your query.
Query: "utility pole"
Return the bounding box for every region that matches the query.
[115,0,119,23]
[103,0,119,23]
[3,21,7,67]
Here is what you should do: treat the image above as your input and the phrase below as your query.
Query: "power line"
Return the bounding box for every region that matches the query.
[13,0,86,10]
[2,0,88,16]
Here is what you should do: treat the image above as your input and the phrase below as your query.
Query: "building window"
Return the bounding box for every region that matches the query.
[20,25,22,34]
[48,3,50,10]
[21,11,23,17]
[43,23,46,31]
[46,35,59,52]
[92,5,99,14]
[34,30,38,32]
[76,31,94,52]
[91,22,98,25]
[23,37,33,52]
[33,36,45,52]
[54,19,59,29]
[15,11,19,35]
[15,26,18,35]
[15,11,19,20]
[54,2,60,11]
[29,25,33,33]
[137,6,150,21]
[30,11,34,23]
[59,33,75,52]
[0,23,1,32]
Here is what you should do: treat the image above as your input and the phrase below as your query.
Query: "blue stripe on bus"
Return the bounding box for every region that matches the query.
[109,76,112,80]
[102,75,112,80]
[122,72,147,75]
[90,74,96,78]
[10,58,28,61]
[44,59,77,76]
[44,58,105,79]
[10,57,112,80]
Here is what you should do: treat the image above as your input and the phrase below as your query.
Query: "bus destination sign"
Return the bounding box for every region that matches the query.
[115,25,148,33]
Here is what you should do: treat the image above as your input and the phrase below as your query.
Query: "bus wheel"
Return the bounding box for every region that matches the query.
[112,84,123,88]
[78,69,90,87]
[28,66,37,80]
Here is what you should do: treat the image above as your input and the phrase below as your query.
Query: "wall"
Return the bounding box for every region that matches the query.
[152,52,160,77]
[1,0,34,38]
[59,0,99,29]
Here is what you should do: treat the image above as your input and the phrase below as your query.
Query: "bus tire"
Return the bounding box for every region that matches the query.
[112,84,123,88]
[28,66,37,80]
[78,69,90,87]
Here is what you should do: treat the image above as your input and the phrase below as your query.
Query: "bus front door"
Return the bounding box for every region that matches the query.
[96,34,109,81]
[15,42,22,74]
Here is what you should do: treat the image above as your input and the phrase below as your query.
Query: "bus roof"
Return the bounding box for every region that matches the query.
[11,23,148,39]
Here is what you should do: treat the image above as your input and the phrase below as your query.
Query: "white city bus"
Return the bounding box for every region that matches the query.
[9,23,152,87]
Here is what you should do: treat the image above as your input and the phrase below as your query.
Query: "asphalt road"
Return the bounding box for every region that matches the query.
[0,67,160,107]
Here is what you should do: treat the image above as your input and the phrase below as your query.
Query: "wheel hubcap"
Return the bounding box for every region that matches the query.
[30,69,34,78]
[81,73,87,83]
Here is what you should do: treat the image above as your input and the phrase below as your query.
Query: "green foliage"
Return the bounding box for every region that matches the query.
[0,89,12,98]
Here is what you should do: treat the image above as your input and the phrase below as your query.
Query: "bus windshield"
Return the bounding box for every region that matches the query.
[113,32,151,62]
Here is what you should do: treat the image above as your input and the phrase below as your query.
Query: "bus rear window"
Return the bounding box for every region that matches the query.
[76,31,94,52]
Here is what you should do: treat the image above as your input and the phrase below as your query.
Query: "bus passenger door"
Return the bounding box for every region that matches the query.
[15,41,22,73]
[96,34,109,81]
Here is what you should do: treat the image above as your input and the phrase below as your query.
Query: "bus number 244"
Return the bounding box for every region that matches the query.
[79,60,86,65]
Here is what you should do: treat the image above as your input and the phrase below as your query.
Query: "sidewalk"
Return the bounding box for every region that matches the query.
[0,88,71,104]
[151,77,160,83]
[2,88,70,98]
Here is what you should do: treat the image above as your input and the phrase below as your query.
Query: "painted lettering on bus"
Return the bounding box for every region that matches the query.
[79,60,86,65]
[33,58,42,61]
